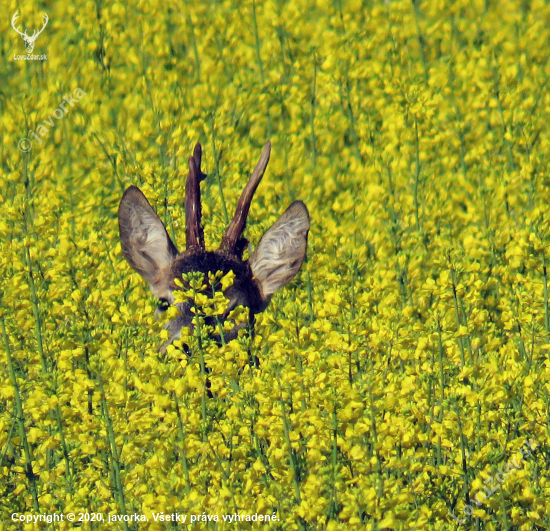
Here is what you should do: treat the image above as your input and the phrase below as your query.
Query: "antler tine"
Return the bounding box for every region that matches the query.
[185,143,205,250]
[192,142,208,182]
[219,141,271,257]
[11,12,25,36]
[35,14,49,36]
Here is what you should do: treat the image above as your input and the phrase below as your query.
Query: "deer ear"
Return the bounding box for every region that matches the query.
[118,186,178,297]
[249,201,310,300]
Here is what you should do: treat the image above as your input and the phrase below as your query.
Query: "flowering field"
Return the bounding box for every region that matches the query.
[1,0,550,529]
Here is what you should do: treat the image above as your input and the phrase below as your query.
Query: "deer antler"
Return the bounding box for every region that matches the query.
[30,13,49,40]
[219,141,271,257]
[185,143,205,250]
[11,12,26,37]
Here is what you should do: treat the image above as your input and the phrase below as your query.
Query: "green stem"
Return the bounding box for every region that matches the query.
[0,411,16,468]
[437,322,445,403]
[500,488,510,531]
[455,400,470,507]
[543,253,549,336]
[252,0,264,83]
[173,395,191,494]
[194,311,208,441]
[54,405,74,494]
[183,0,201,82]
[343,68,361,161]
[98,380,129,529]
[210,114,229,225]
[306,261,315,323]
[24,247,47,373]
[1,317,40,512]
[329,409,340,520]
[277,379,301,504]
[412,0,429,82]
[492,66,515,172]
[449,267,466,368]
[413,117,422,233]
[310,52,317,166]
[252,0,272,137]
[368,362,384,497]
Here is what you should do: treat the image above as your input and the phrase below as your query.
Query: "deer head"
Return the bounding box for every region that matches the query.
[11,11,49,54]
[118,142,310,351]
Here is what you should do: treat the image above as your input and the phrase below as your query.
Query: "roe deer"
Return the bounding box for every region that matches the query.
[118,142,310,352]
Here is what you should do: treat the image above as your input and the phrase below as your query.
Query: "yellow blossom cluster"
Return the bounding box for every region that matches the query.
[1,0,550,529]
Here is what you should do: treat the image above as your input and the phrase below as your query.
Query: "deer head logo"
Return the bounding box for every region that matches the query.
[11,11,49,54]
[118,142,310,351]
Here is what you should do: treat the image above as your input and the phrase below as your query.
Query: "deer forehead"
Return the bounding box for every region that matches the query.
[171,251,249,277]
[159,251,264,310]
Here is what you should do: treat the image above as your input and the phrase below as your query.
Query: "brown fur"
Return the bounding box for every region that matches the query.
[118,142,310,351]
[168,250,267,314]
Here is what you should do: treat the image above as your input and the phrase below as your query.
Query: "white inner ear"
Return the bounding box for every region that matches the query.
[249,201,310,299]
[127,206,173,270]
[118,187,178,291]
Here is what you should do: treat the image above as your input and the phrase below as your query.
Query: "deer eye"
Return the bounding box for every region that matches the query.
[157,298,170,312]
